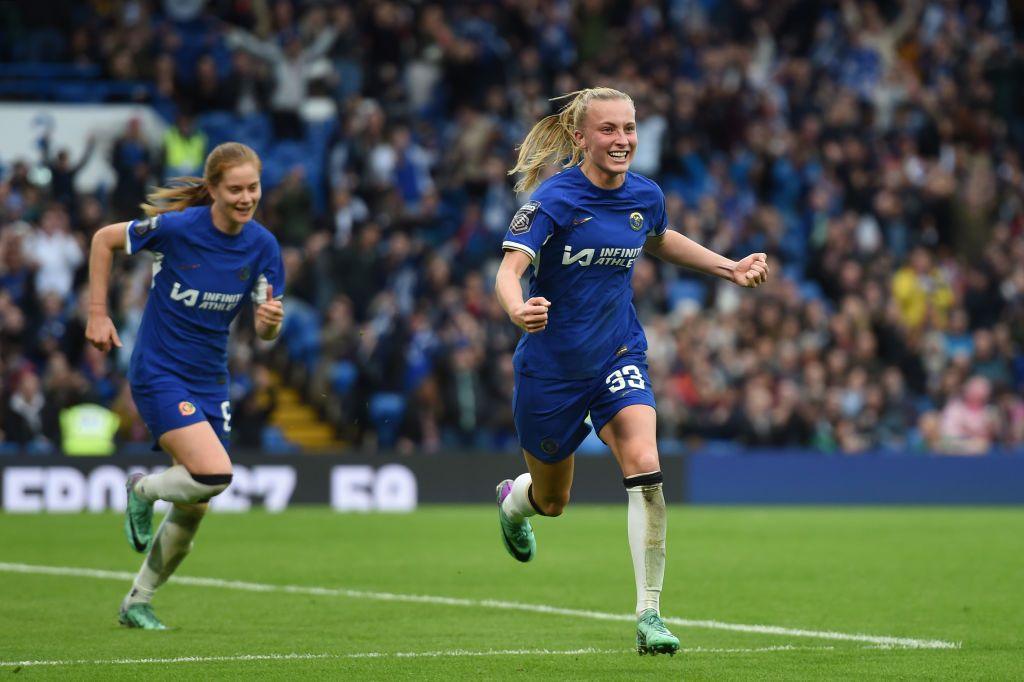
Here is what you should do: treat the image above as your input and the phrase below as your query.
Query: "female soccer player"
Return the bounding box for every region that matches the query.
[86,142,285,629]
[495,88,769,655]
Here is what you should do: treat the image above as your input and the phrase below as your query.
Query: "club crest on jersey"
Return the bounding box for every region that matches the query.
[629,212,644,231]
[238,266,250,281]
[178,401,196,416]
[133,215,159,237]
[509,201,541,235]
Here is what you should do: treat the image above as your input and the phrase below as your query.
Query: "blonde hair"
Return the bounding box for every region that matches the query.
[141,142,263,217]
[508,87,634,194]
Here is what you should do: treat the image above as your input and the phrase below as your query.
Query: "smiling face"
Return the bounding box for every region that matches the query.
[209,162,261,230]
[574,97,637,188]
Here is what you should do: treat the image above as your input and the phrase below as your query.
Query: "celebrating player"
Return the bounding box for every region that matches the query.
[86,142,285,630]
[494,88,769,655]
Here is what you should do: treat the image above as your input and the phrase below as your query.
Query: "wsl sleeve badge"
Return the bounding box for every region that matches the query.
[509,201,541,235]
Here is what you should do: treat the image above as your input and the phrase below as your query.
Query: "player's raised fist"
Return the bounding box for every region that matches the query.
[254,283,284,341]
[732,253,769,288]
[512,297,551,334]
[256,284,284,327]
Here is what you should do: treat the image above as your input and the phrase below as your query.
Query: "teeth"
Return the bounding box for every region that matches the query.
[610,151,628,158]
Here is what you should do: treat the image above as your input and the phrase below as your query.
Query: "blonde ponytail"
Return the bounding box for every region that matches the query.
[141,177,210,217]
[140,142,262,217]
[508,87,633,194]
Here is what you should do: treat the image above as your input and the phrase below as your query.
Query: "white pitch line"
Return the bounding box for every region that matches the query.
[0,562,959,650]
[0,646,838,668]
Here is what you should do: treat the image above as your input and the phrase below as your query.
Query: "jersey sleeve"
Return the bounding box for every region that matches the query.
[125,214,171,255]
[502,200,556,260]
[647,186,668,238]
[252,237,285,304]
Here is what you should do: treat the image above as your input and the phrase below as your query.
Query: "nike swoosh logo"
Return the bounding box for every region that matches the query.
[572,216,594,225]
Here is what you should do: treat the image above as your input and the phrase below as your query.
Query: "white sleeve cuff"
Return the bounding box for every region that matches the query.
[502,241,536,260]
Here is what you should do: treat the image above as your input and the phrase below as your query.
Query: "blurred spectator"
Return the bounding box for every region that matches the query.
[59,402,120,455]
[161,112,207,180]
[233,363,279,449]
[224,49,272,117]
[109,118,154,218]
[268,165,314,247]
[24,204,83,301]
[189,54,236,114]
[891,246,956,332]
[226,13,339,139]
[40,133,95,215]
[3,369,56,452]
[938,376,1000,455]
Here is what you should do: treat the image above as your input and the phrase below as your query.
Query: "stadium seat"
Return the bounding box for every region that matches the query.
[369,393,406,450]
[667,279,707,308]
[53,82,101,103]
[198,111,236,147]
[280,301,322,373]
[797,280,825,302]
[236,113,272,150]
[700,439,744,455]
[0,62,101,79]
[330,360,358,396]
[261,425,300,454]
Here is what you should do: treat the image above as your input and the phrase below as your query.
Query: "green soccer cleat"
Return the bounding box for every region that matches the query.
[496,479,536,562]
[636,608,680,656]
[124,473,154,553]
[119,602,167,630]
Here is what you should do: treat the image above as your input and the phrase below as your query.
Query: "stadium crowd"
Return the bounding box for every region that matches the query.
[1,0,1023,456]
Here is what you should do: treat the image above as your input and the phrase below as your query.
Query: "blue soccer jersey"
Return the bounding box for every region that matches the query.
[125,206,284,387]
[503,166,667,380]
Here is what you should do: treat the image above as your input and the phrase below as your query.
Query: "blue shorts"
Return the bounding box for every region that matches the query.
[131,379,231,451]
[513,352,656,463]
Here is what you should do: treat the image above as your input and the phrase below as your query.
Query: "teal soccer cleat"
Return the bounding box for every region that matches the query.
[124,473,154,553]
[496,479,536,562]
[636,608,681,656]
[119,602,167,630]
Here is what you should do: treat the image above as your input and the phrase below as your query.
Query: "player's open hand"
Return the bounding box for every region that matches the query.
[256,284,284,328]
[732,253,769,288]
[511,296,550,334]
[85,315,123,353]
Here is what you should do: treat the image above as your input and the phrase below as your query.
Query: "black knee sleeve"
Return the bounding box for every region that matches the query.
[189,472,233,502]
[624,471,663,488]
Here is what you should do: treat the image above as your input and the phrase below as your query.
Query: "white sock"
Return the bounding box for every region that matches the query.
[124,505,204,606]
[135,465,199,503]
[626,472,666,617]
[134,465,230,504]
[501,472,537,523]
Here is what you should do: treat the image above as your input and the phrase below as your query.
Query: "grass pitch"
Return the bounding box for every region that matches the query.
[1,506,1021,679]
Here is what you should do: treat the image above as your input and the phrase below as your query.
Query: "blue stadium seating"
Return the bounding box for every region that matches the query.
[667,279,707,308]
[330,361,358,396]
[369,393,406,450]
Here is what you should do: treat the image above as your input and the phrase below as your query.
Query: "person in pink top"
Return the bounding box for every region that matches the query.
[938,376,1000,455]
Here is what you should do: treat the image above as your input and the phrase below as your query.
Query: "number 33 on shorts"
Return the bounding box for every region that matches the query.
[606,365,646,393]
